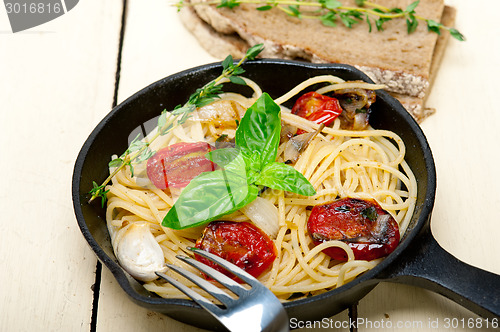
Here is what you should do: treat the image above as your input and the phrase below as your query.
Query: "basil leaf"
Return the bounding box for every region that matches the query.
[245,151,263,184]
[163,152,258,229]
[235,93,281,170]
[162,92,317,230]
[206,147,240,167]
[217,150,248,179]
[163,169,259,229]
[255,162,316,196]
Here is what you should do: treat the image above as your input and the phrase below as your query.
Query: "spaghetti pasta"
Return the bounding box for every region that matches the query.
[104,75,417,301]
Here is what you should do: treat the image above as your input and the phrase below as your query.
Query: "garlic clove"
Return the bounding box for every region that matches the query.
[115,222,166,282]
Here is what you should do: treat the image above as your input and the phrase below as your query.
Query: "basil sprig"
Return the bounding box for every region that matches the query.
[163,93,316,230]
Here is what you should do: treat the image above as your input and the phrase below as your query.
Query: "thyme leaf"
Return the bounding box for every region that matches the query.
[89,182,109,208]
[178,0,465,41]
[88,44,265,204]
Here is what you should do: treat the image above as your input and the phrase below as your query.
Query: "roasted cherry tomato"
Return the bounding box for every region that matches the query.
[146,142,215,189]
[195,221,277,281]
[292,91,343,132]
[307,198,400,261]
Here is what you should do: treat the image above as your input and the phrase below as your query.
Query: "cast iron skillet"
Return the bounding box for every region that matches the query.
[72,59,500,330]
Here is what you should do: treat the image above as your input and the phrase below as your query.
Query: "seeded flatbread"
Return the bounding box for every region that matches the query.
[180,0,456,121]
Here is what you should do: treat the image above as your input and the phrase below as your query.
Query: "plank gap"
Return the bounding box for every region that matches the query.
[90,263,102,332]
[112,0,129,109]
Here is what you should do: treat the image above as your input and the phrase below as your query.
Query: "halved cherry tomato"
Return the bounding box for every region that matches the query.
[292,91,343,133]
[146,142,215,189]
[307,198,400,261]
[195,221,277,281]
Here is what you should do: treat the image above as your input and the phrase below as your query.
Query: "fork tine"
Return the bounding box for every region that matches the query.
[165,263,237,306]
[155,271,223,316]
[160,248,290,332]
[176,254,249,298]
[187,247,262,288]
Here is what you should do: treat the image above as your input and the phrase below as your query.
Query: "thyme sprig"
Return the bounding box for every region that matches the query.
[176,0,465,41]
[88,43,265,206]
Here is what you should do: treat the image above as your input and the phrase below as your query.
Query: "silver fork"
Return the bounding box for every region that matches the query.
[156,247,289,332]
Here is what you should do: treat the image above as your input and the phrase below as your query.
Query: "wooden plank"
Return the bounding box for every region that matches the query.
[0,1,123,331]
[115,0,216,105]
[357,0,500,330]
[98,267,210,332]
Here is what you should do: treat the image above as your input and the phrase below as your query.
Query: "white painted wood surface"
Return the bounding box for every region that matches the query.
[1,0,499,331]
[0,1,123,331]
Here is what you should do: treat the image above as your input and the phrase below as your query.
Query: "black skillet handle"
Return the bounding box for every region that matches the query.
[380,223,500,319]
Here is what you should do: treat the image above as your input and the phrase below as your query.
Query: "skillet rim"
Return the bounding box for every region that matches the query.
[72,58,436,314]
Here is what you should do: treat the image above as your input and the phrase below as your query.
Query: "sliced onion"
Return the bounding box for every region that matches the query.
[280,122,298,143]
[352,112,370,130]
[283,124,324,163]
[284,132,315,163]
[240,196,279,239]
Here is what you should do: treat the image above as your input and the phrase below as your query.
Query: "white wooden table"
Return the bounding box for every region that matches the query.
[1,1,499,331]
